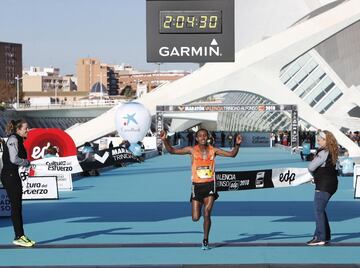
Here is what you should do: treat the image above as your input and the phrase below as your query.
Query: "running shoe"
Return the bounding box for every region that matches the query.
[13,235,35,247]
[201,239,210,250]
[306,237,326,246]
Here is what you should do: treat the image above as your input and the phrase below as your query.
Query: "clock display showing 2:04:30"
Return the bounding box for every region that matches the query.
[159,10,222,34]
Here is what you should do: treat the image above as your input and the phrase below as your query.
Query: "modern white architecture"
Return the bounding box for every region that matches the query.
[67,0,360,156]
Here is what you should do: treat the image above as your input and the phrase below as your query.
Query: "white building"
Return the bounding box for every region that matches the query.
[23,66,76,93]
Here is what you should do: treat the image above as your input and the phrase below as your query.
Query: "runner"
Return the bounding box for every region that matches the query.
[160,128,242,250]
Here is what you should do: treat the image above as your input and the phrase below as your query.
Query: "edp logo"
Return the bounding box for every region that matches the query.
[279,170,296,185]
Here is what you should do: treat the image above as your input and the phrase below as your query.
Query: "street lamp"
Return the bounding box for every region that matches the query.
[155,62,162,87]
[99,74,103,101]
[54,80,58,104]
[97,73,104,102]
[15,75,22,109]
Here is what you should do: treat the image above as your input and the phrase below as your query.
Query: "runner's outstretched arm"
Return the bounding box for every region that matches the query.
[215,134,242,157]
[160,130,192,155]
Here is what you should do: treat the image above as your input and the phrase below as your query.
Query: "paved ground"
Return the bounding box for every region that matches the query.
[1,147,360,266]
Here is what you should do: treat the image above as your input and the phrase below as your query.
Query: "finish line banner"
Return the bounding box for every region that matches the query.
[216,168,312,191]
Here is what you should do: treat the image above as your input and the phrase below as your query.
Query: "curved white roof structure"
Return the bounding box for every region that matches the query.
[67,0,360,156]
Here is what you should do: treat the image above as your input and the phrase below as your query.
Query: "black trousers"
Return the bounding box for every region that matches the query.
[1,169,24,238]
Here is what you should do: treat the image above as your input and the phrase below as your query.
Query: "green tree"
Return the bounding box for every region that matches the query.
[0,80,16,102]
[122,85,135,98]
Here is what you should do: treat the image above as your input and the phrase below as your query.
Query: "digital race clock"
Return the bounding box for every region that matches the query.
[147,0,234,63]
[159,10,222,34]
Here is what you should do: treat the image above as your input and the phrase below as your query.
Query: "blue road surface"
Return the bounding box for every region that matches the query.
[1,147,360,266]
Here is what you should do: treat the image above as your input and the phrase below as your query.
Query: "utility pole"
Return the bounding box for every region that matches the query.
[15,75,22,109]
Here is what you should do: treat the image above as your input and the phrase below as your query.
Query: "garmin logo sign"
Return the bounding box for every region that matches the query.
[146,0,234,62]
[159,39,221,58]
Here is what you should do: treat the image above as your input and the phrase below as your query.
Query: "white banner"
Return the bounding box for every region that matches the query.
[56,172,73,191]
[216,167,313,192]
[0,174,59,217]
[142,136,157,150]
[30,156,83,175]
[22,176,59,200]
[271,168,313,188]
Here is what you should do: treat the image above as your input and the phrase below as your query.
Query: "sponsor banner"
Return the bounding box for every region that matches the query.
[22,176,59,200]
[1,172,59,217]
[156,111,164,154]
[291,108,299,150]
[30,156,82,175]
[354,164,360,198]
[271,168,312,187]
[18,167,59,199]
[79,146,139,171]
[0,188,11,217]
[216,168,312,191]
[216,170,273,191]
[158,105,296,113]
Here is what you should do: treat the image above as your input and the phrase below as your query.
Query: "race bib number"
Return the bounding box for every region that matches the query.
[196,166,213,179]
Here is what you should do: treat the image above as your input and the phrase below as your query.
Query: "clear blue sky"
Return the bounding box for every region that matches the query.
[0,0,199,75]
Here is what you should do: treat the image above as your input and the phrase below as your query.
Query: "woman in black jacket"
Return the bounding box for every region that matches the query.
[307,130,338,246]
[1,119,35,247]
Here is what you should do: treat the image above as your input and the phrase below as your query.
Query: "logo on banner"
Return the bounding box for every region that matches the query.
[111,147,137,161]
[159,39,221,58]
[229,181,240,190]
[46,160,73,172]
[271,168,312,188]
[17,167,58,199]
[279,170,296,185]
[216,173,250,190]
[94,152,110,164]
[123,113,138,126]
[24,128,77,161]
[255,172,265,188]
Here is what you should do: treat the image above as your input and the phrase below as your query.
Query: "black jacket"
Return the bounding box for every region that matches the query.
[313,149,338,195]
[2,134,28,171]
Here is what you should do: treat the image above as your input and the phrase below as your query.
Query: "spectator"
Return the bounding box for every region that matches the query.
[221,131,225,147]
[187,130,194,146]
[79,142,99,176]
[108,141,114,149]
[300,138,312,161]
[137,141,146,162]
[1,119,35,247]
[338,151,354,176]
[119,140,130,150]
[227,133,233,148]
[211,131,217,146]
[43,146,59,158]
[307,130,338,246]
